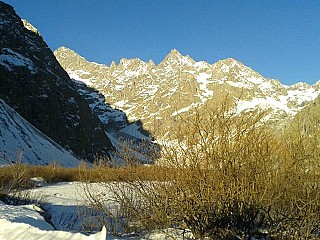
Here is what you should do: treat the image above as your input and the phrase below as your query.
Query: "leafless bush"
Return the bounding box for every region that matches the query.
[83,99,320,239]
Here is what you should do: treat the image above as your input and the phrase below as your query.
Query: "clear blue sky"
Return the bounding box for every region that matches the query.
[4,0,320,85]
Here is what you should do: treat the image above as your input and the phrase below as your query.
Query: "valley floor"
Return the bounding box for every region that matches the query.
[0,182,189,240]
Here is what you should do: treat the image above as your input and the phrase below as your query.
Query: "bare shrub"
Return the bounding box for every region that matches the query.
[84,100,320,239]
[262,120,320,239]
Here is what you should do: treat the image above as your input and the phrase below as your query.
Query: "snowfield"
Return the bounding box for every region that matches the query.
[0,219,106,240]
[0,182,107,240]
[0,182,191,240]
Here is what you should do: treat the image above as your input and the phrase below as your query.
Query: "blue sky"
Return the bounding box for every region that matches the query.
[4,0,320,85]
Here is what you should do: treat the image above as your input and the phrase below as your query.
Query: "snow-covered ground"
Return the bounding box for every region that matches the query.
[0,218,106,240]
[0,182,106,240]
[0,182,191,240]
[0,99,80,167]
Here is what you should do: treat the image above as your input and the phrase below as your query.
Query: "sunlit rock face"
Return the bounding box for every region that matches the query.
[55,46,320,135]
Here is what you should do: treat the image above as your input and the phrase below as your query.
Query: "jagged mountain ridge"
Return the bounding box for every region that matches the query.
[0,99,79,166]
[54,47,320,133]
[0,1,113,162]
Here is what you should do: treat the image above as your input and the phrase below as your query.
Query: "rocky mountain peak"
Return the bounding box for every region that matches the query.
[0,1,15,19]
[147,59,155,67]
[21,19,41,36]
[109,60,117,70]
[214,58,250,73]
[168,48,182,57]
[161,49,182,63]
[291,82,311,90]
[119,58,147,68]
[313,80,320,90]
[55,46,81,60]
[160,49,195,67]
[221,57,240,64]
[211,58,268,89]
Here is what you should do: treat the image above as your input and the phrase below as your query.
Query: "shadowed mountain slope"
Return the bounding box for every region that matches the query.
[0,1,113,162]
[0,99,80,166]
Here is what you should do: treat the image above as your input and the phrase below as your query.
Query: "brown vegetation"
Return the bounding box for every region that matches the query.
[83,101,320,239]
[0,162,172,188]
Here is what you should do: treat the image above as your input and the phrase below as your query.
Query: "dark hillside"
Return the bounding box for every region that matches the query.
[0,1,113,161]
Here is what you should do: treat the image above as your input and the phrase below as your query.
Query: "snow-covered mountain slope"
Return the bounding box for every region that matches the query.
[54,47,320,134]
[0,99,79,166]
[73,79,135,131]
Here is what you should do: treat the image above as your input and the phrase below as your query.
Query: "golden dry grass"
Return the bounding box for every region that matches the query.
[0,163,173,187]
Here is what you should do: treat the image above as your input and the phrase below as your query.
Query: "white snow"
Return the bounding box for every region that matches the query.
[141,84,159,96]
[0,182,192,239]
[115,85,126,91]
[172,103,200,116]
[194,61,210,69]
[235,77,320,116]
[68,70,92,86]
[0,219,106,240]
[287,87,319,105]
[246,76,264,85]
[22,19,41,36]
[236,97,290,114]
[0,48,36,73]
[195,72,214,102]
[259,81,275,93]
[172,105,193,116]
[180,56,194,66]
[114,100,128,108]
[0,182,107,239]
[0,201,54,231]
[0,99,80,167]
[1,182,108,238]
